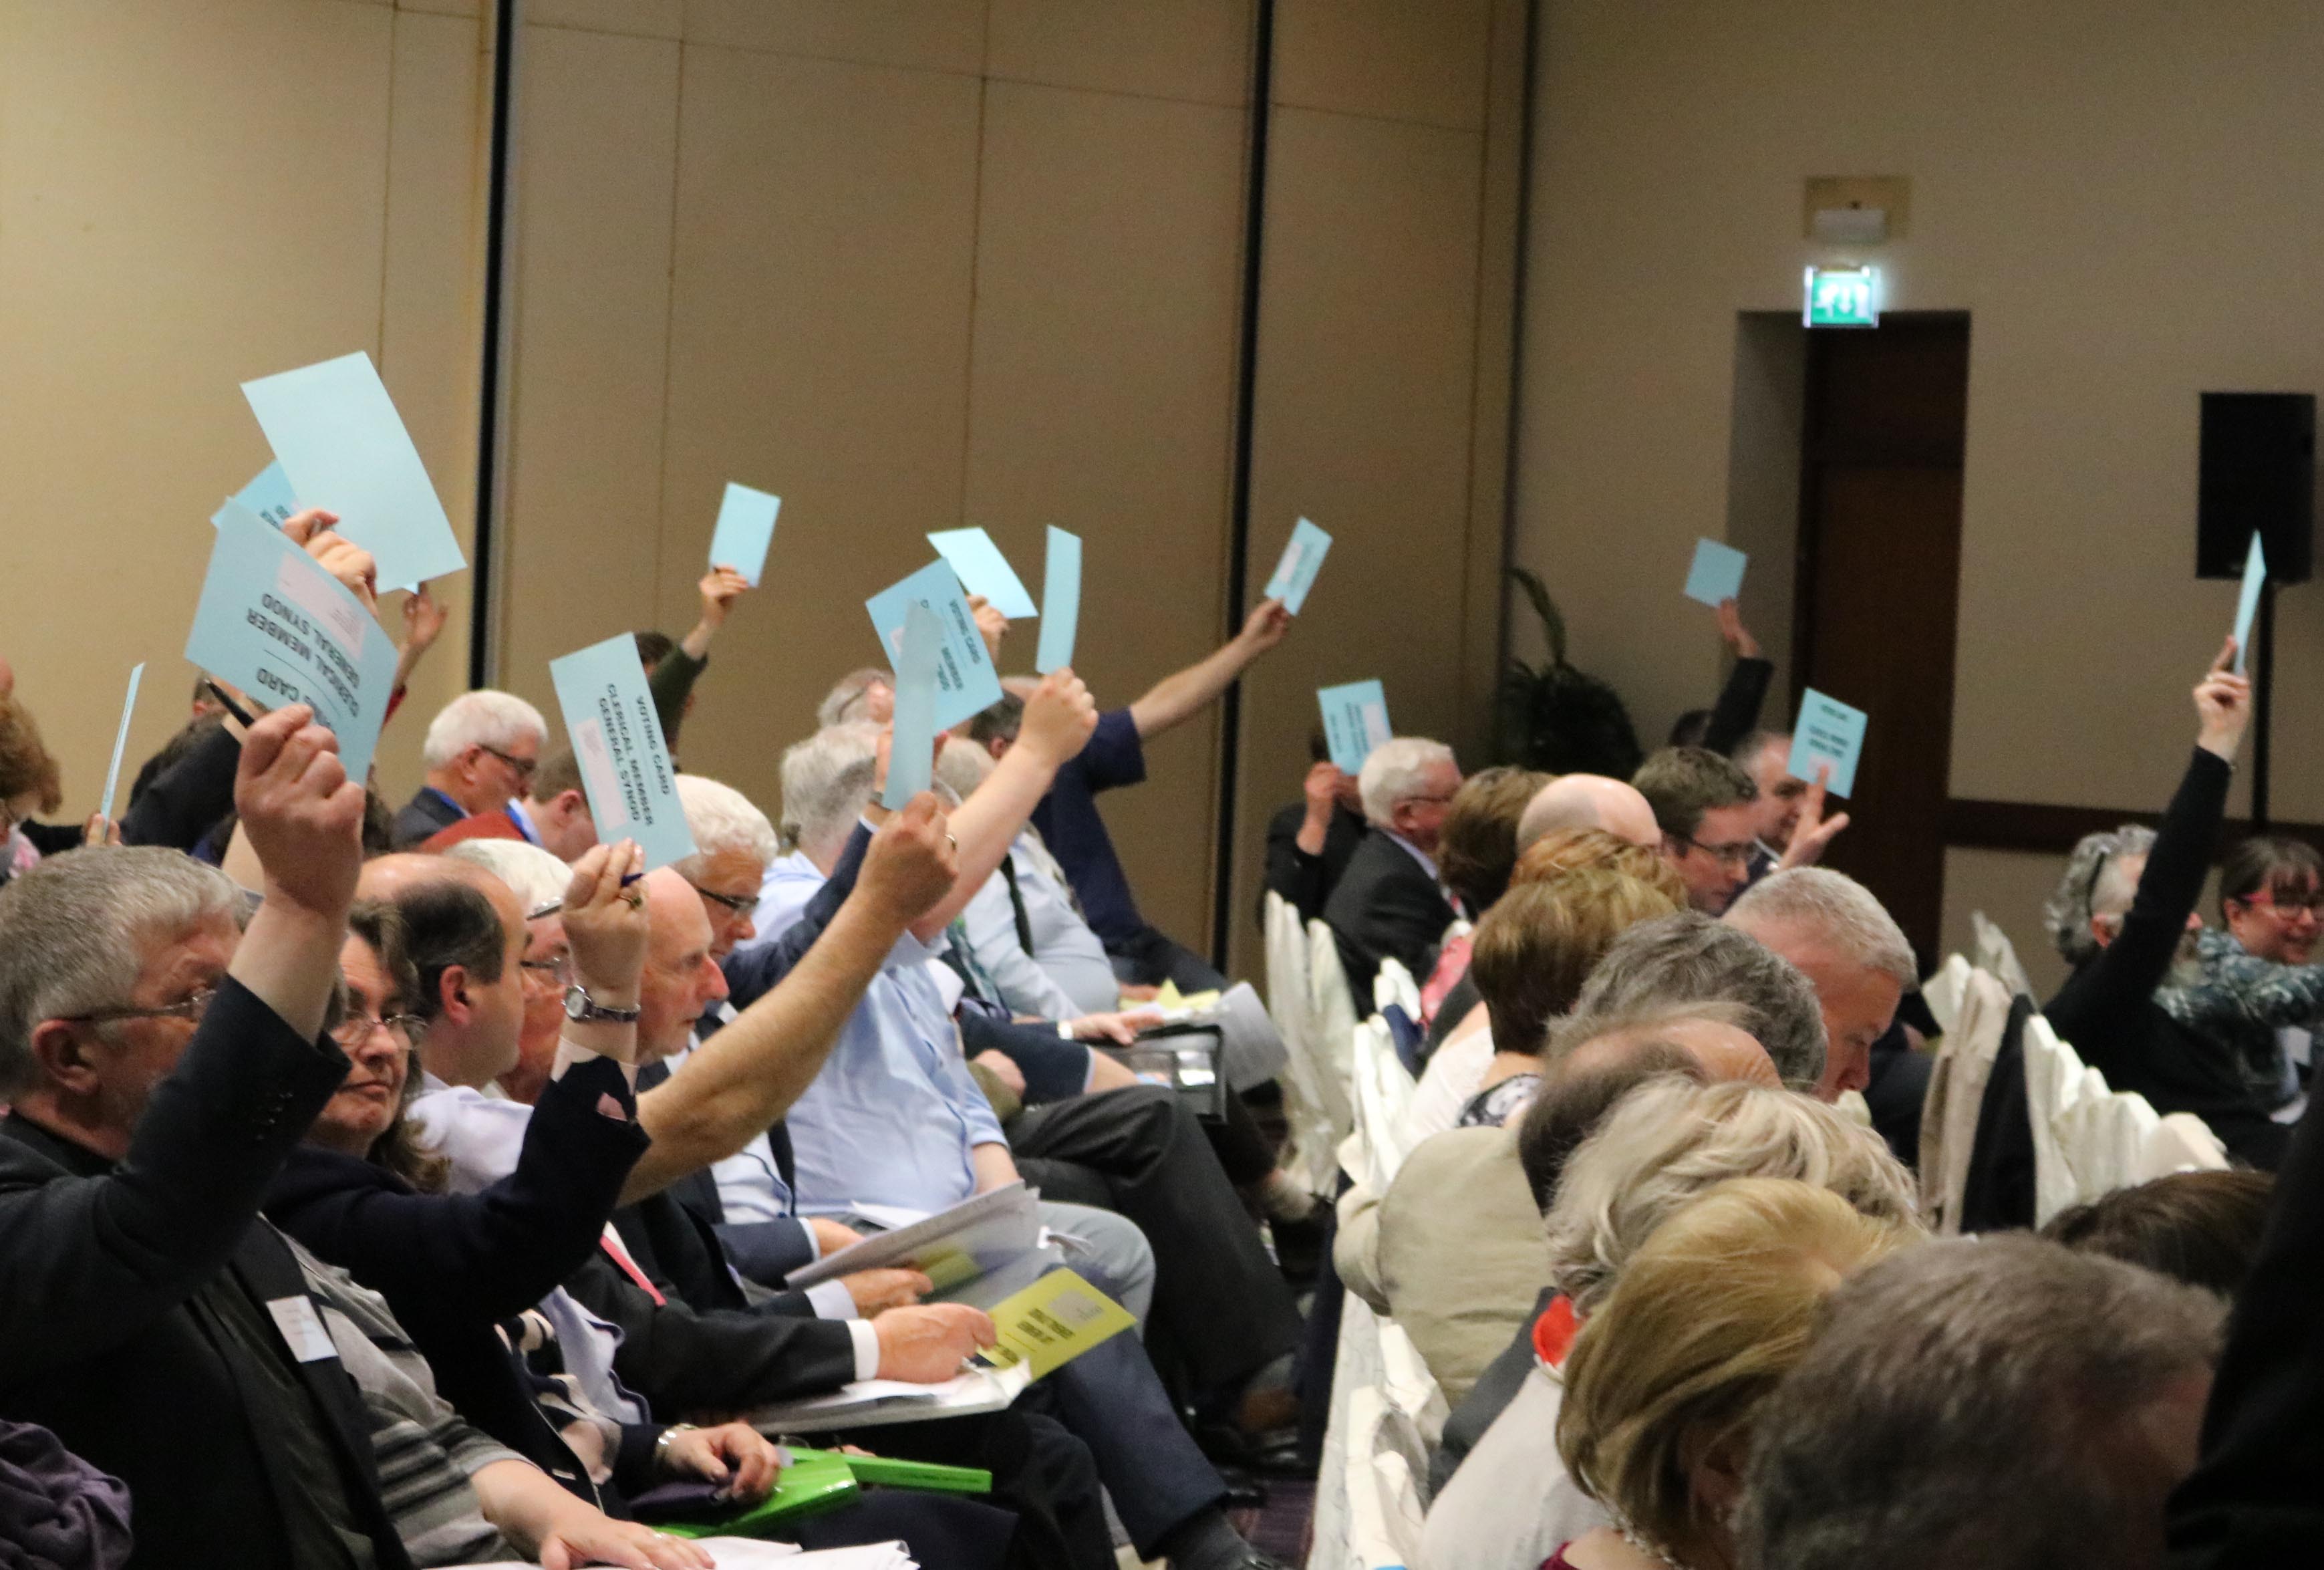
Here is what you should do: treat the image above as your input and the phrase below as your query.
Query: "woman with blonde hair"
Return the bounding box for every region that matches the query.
[1548,1176,1915,1569]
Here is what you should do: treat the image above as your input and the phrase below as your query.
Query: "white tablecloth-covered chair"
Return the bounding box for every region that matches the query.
[1264,892,1344,1198]
[1972,910,2037,1001]
[2021,1011,2228,1222]
[1306,920,1362,1143]
[1349,1015,1421,1195]
[1918,961,2014,1233]
[1374,957,1423,1026]
[1307,1295,1449,1570]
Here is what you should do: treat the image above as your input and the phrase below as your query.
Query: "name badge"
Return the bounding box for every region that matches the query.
[266,1295,340,1364]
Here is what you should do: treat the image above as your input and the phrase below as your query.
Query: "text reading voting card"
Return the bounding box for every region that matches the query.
[1683,538,1747,608]
[241,351,466,592]
[1263,517,1332,615]
[1787,689,1868,799]
[1317,680,1392,775]
[1036,527,1082,676]
[929,528,1038,620]
[549,635,697,872]
[186,503,398,781]
[709,483,781,585]
[210,462,299,530]
[865,560,1004,732]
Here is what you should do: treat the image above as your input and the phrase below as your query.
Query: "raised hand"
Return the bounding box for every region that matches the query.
[1240,598,1292,653]
[2196,636,2253,761]
[698,566,751,629]
[399,584,448,653]
[279,509,380,616]
[1016,670,1099,769]
[561,841,649,1003]
[80,813,123,849]
[871,1303,998,1383]
[234,703,366,921]
[1717,599,1760,660]
[857,793,958,928]
[843,1267,933,1316]
[1778,763,1849,870]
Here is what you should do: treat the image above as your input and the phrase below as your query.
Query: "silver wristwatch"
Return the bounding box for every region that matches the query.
[563,984,641,1025]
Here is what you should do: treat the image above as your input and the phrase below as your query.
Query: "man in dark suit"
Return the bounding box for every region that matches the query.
[1262,737,1366,925]
[1324,735,1463,1006]
[0,705,415,1570]
[391,688,547,849]
[419,748,598,860]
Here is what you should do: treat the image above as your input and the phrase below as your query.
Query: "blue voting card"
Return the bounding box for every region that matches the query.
[883,604,944,809]
[210,461,300,530]
[1317,680,1394,776]
[99,664,146,825]
[184,502,399,782]
[864,560,1006,732]
[709,483,781,585]
[928,528,1039,620]
[1036,527,1082,675]
[1787,689,1868,799]
[549,634,698,872]
[1683,538,1748,608]
[241,351,467,592]
[1262,517,1333,615]
[2233,533,2267,676]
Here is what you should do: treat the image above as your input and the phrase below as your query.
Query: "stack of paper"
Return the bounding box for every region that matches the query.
[788,1182,1042,1297]
[748,1361,1034,1434]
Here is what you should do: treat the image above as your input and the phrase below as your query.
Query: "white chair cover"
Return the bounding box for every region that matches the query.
[1306,920,1362,1144]
[1918,961,2013,1233]
[1972,910,2037,1001]
[1264,893,1343,1198]
[1374,957,1423,1024]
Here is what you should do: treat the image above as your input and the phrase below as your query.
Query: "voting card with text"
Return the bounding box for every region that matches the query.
[864,560,1004,732]
[1787,689,1868,799]
[882,604,943,809]
[184,503,398,781]
[1262,517,1332,615]
[976,1269,1137,1381]
[548,634,698,872]
[1317,680,1392,775]
[210,462,300,531]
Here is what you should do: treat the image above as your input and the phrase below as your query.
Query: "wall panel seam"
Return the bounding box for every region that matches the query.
[980,72,1248,112]
[375,10,401,362]
[670,35,985,82]
[649,38,688,632]
[1266,96,1482,135]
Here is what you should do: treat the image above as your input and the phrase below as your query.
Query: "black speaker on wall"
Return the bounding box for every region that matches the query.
[2198,392,2315,583]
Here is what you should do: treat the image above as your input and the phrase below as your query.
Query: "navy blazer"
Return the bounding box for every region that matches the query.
[0,975,413,1570]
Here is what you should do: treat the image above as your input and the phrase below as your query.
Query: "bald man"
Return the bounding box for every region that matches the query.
[1516,775,1660,852]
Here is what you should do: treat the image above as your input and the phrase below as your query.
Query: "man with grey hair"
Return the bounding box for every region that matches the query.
[1324,735,1464,1002]
[1562,909,1828,1093]
[2043,640,2284,1168]
[1515,773,1660,852]
[1741,1234,2222,1570]
[964,598,1294,992]
[1726,867,1916,1102]
[394,688,550,848]
[0,704,422,1569]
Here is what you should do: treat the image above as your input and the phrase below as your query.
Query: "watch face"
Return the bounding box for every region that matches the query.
[563,983,589,1021]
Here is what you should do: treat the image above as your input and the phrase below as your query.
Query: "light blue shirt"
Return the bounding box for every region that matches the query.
[742,850,1006,1215]
[957,835,1121,1019]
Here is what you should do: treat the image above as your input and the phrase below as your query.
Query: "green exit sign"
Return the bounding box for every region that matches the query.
[1803,265,1880,328]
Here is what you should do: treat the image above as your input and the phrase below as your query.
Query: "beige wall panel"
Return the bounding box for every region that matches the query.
[0,0,399,809]
[985,0,1251,106]
[497,25,680,725]
[1517,0,2324,825]
[1272,0,1489,129]
[650,45,982,811]
[529,0,680,39]
[682,0,985,76]
[401,0,482,16]
[376,7,491,798]
[1940,846,2075,1002]
[1230,106,1484,964]
[965,81,1249,951]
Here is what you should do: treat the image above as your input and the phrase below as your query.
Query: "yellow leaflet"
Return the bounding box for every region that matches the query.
[977,1269,1136,1380]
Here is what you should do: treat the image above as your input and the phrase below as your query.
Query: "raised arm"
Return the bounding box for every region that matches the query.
[1127,598,1290,741]
[621,796,957,1202]
[2089,641,2250,1009]
[1700,600,1774,757]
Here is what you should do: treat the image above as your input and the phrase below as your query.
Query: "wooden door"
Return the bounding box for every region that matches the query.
[1795,315,1970,966]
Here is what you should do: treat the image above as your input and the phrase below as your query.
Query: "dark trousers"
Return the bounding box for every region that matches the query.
[839,1409,1114,1570]
[1028,1334,1229,1557]
[1105,924,1229,994]
[1011,1085,1302,1402]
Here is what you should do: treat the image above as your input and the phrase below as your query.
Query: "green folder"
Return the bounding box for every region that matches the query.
[661,1448,992,1540]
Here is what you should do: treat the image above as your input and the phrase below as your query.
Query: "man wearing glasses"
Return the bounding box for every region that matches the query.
[1323,735,1465,1004]
[1632,746,1764,916]
[0,704,420,1570]
[391,690,548,849]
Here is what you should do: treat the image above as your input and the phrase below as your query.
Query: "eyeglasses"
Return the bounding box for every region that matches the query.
[63,985,219,1028]
[476,745,538,784]
[521,953,573,988]
[2235,892,2324,920]
[690,882,756,917]
[330,1011,428,1051]
[1679,835,1755,869]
